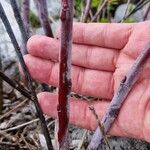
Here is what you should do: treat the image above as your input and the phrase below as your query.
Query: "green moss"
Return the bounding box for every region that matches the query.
[29,11,40,28]
[124,17,135,23]
[100,17,109,23]
[92,0,101,8]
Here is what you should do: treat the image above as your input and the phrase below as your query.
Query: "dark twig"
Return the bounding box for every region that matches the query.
[89,106,112,150]
[143,2,150,21]
[88,43,150,149]
[92,0,108,22]
[118,0,150,22]
[0,3,53,150]
[81,0,92,23]
[34,0,53,37]
[21,0,31,38]
[34,0,54,92]
[57,0,73,149]
[0,49,3,114]
[121,0,131,23]
[0,99,28,121]
[12,0,51,92]
[0,71,30,99]
[10,0,29,55]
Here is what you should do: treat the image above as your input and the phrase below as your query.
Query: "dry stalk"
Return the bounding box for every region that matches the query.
[0,48,3,114]
[77,129,88,150]
[21,0,31,38]
[34,0,53,37]
[92,0,108,22]
[143,2,150,21]
[121,0,131,23]
[0,99,28,121]
[89,106,112,150]
[81,0,92,22]
[10,0,29,55]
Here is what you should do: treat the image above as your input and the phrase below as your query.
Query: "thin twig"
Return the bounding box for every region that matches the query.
[57,0,74,149]
[10,0,29,55]
[34,0,53,37]
[0,99,28,121]
[92,0,108,22]
[0,118,39,133]
[0,3,53,150]
[143,2,150,21]
[118,0,150,22]
[21,0,31,38]
[0,132,17,143]
[21,134,32,150]
[81,0,92,23]
[89,106,112,150]
[12,0,50,92]
[77,129,88,150]
[88,43,150,149]
[0,48,3,114]
[121,0,131,23]
[0,71,31,99]
[33,0,54,92]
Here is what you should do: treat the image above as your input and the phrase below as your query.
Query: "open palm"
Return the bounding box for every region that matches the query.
[23,21,150,142]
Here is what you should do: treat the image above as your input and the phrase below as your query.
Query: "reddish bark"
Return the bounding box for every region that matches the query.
[57,0,73,149]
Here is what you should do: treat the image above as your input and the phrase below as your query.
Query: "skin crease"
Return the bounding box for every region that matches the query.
[23,21,150,142]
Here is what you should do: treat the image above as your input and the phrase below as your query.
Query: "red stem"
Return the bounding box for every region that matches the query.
[57,0,73,149]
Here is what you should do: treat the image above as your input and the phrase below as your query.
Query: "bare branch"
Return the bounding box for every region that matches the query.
[10,0,29,55]
[121,0,131,23]
[0,71,30,99]
[143,2,150,21]
[81,0,92,23]
[0,48,3,114]
[92,0,108,22]
[34,0,53,37]
[0,3,53,150]
[57,0,73,149]
[88,43,150,149]
[21,0,31,38]
[118,0,150,22]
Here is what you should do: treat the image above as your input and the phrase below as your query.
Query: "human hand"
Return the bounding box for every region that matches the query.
[23,21,150,142]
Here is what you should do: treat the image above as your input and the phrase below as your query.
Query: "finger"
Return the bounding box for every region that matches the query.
[24,54,114,99]
[27,35,118,71]
[37,92,146,140]
[122,21,150,58]
[114,52,150,90]
[56,23,134,49]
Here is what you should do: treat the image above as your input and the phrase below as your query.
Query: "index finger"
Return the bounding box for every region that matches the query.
[57,23,134,49]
